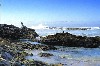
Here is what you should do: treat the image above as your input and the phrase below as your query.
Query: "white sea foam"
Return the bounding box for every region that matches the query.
[30,24,48,29]
[89,27,100,30]
[30,24,100,30]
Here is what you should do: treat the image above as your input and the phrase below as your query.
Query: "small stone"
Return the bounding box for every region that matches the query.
[38,53,53,57]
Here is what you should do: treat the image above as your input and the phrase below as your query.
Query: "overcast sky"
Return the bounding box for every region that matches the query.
[1,0,100,27]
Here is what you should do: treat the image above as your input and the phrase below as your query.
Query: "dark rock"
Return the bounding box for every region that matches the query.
[30,53,33,56]
[41,32,100,48]
[38,52,53,57]
[1,52,13,61]
[21,42,57,50]
[33,61,48,66]
[0,60,10,66]
[12,62,22,66]
[23,60,49,66]
[0,23,38,40]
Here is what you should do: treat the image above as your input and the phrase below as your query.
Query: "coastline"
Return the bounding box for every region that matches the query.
[0,24,61,66]
[0,23,100,66]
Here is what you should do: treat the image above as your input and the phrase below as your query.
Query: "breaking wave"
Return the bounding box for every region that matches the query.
[30,24,100,30]
[30,24,48,29]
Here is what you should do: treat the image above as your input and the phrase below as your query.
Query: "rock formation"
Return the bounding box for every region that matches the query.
[0,23,38,40]
[41,32,100,48]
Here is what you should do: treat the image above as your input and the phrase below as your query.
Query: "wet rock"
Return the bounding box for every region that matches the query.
[0,40,59,66]
[33,61,48,66]
[1,52,13,61]
[22,59,49,66]
[32,44,57,51]
[21,42,57,51]
[0,60,10,66]
[41,32,100,48]
[51,64,63,66]
[38,52,53,57]
[12,62,22,66]
[29,53,33,56]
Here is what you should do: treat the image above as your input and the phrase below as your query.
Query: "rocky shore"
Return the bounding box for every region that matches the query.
[0,38,60,66]
[0,23,38,40]
[41,32,100,48]
[0,23,61,66]
[0,23,100,66]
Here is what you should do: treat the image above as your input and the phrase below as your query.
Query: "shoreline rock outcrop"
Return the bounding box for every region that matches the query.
[0,23,53,66]
[41,32,100,48]
[0,38,58,66]
[0,23,100,66]
[0,23,38,40]
[0,23,64,66]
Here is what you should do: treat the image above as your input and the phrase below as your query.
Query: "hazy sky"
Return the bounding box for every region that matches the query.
[1,0,100,27]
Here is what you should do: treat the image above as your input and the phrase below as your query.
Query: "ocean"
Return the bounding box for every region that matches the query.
[35,28,100,37]
[26,25,100,66]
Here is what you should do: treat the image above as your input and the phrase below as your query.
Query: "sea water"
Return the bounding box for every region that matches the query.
[35,29,100,37]
[26,28,100,66]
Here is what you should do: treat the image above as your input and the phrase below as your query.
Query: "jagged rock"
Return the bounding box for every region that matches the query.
[0,23,38,40]
[41,32,100,48]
